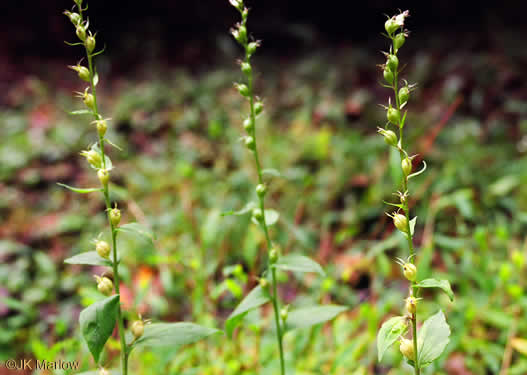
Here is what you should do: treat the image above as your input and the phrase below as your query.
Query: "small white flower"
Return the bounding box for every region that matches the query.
[229,0,242,9]
[394,10,410,27]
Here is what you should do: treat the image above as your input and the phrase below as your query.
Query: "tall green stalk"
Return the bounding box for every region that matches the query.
[377,10,452,374]
[228,1,285,373]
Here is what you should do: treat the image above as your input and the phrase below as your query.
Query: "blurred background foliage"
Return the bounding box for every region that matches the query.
[1,1,527,374]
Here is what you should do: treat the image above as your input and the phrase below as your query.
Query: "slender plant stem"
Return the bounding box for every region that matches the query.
[391,37,419,375]
[78,7,128,373]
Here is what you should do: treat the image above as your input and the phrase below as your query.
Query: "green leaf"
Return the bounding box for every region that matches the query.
[68,109,93,116]
[273,254,325,276]
[225,285,270,337]
[57,183,102,194]
[79,295,120,363]
[285,305,347,332]
[403,216,417,239]
[377,316,408,362]
[93,73,99,87]
[417,310,451,367]
[116,223,155,247]
[132,323,220,351]
[64,251,112,266]
[415,279,454,301]
[251,209,280,226]
[221,201,256,217]
[261,168,281,177]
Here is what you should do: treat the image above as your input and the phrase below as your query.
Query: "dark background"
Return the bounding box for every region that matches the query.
[1,0,524,60]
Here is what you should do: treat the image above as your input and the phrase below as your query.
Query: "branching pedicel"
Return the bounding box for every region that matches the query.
[61,1,218,374]
[225,1,346,374]
[376,10,453,374]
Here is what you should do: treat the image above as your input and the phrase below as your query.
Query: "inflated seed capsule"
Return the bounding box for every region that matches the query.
[401,157,412,176]
[387,54,399,72]
[86,35,96,54]
[97,169,110,186]
[64,11,82,26]
[385,18,399,35]
[405,296,417,314]
[97,276,113,296]
[76,25,87,41]
[399,338,415,360]
[95,119,107,137]
[398,86,410,105]
[245,136,256,150]
[254,101,264,115]
[241,62,252,75]
[243,117,254,132]
[394,33,406,51]
[131,320,145,339]
[80,150,103,169]
[109,207,121,226]
[403,263,417,281]
[393,213,408,234]
[387,107,401,125]
[95,240,111,259]
[256,184,267,197]
[378,128,398,147]
[383,67,394,84]
[236,83,250,97]
[69,64,90,82]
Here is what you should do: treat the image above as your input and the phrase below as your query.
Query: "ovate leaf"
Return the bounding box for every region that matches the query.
[225,285,270,337]
[57,183,102,194]
[64,251,112,266]
[284,305,347,332]
[417,310,451,367]
[273,254,325,276]
[132,323,220,351]
[415,279,454,301]
[251,209,280,226]
[79,295,120,363]
[377,316,408,362]
[116,223,155,247]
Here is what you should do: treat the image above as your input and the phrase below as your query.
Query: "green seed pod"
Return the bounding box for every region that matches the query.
[378,128,398,147]
[269,247,279,264]
[387,54,399,72]
[280,306,289,321]
[86,35,96,54]
[258,277,268,289]
[387,107,401,125]
[393,213,408,234]
[385,18,399,35]
[243,117,254,132]
[95,240,111,259]
[237,25,247,43]
[254,101,264,115]
[394,33,406,51]
[131,320,145,339]
[109,207,121,227]
[399,338,415,360]
[97,276,113,296]
[80,150,103,169]
[247,42,258,56]
[76,25,87,41]
[256,184,267,197]
[403,263,417,281]
[236,83,250,97]
[69,65,90,82]
[245,136,256,151]
[95,119,107,137]
[64,11,82,26]
[97,169,110,186]
[252,208,263,222]
[405,296,417,314]
[401,157,412,176]
[241,62,252,75]
[398,86,410,105]
[383,68,394,84]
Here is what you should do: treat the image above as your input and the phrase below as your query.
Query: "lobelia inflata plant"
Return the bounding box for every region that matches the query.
[376,10,454,374]
[60,1,219,374]
[224,1,346,374]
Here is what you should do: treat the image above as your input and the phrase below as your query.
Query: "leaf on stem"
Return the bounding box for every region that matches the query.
[261,168,281,178]
[251,209,280,226]
[64,251,112,266]
[225,285,270,337]
[68,109,94,116]
[402,216,417,238]
[221,201,257,217]
[79,295,120,363]
[272,253,325,276]
[377,316,408,362]
[116,223,155,247]
[415,279,454,301]
[131,323,221,351]
[284,305,347,333]
[417,310,451,367]
[57,183,102,194]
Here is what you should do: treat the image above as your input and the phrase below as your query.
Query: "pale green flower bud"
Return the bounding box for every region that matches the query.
[399,338,415,360]
[377,128,398,147]
[80,149,102,169]
[245,136,256,150]
[403,263,417,281]
[96,276,113,296]
[76,25,87,41]
[131,320,144,339]
[97,169,110,186]
[95,240,111,259]
[387,107,401,125]
[109,207,121,226]
[405,296,417,314]
[86,35,96,54]
[256,184,267,197]
[401,157,412,176]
